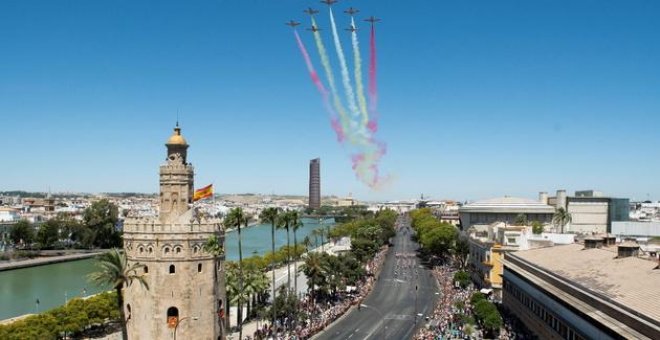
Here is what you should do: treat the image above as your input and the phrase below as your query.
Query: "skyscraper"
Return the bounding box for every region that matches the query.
[309,158,321,209]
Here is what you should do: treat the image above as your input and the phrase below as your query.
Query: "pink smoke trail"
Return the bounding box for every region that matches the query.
[294,30,345,142]
[367,24,379,133]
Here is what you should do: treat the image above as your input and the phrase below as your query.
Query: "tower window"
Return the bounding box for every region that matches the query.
[167,306,179,325]
[176,247,182,254]
[144,266,149,274]
[164,247,170,254]
[139,247,144,254]
[169,265,176,274]
[198,263,202,273]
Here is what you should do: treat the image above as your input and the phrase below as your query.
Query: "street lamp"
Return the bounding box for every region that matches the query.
[173,316,198,340]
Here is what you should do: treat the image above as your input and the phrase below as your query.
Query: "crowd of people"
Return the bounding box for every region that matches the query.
[415,264,480,340]
[249,246,389,340]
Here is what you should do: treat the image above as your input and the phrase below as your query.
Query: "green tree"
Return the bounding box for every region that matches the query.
[259,206,280,326]
[289,210,303,297]
[454,234,470,269]
[53,213,83,248]
[224,207,249,340]
[202,233,225,332]
[513,214,528,226]
[301,252,328,297]
[277,211,294,291]
[420,223,457,258]
[453,270,471,288]
[552,207,572,233]
[83,199,121,248]
[87,249,147,340]
[36,220,60,249]
[531,221,544,234]
[10,219,34,247]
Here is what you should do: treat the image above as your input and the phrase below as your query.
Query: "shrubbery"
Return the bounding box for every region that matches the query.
[410,208,458,258]
[0,291,119,340]
[453,270,471,288]
[470,292,503,334]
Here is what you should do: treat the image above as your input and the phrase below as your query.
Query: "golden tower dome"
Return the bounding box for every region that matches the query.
[166,123,188,145]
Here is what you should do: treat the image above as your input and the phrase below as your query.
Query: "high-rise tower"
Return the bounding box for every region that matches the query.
[309,158,321,209]
[123,124,226,340]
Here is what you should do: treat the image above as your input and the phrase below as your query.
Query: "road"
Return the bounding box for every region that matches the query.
[314,217,438,340]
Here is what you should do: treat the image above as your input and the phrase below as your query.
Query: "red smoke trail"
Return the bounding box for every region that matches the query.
[294,30,345,142]
[368,24,379,133]
[295,30,327,98]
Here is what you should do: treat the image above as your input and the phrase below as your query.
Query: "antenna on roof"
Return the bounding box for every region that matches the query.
[176,108,180,127]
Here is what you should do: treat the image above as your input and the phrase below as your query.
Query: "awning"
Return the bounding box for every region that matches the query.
[480,288,493,294]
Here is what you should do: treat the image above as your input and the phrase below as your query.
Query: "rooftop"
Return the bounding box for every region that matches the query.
[460,196,555,213]
[511,243,660,322]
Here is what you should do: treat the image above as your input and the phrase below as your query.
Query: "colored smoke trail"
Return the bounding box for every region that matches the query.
[329,8,360,120]
[368,24,378,132]
[311,16,351,136]
[294,30,327,97]
[351,139,389,188]
[294,30,344,142]
[351,17,369,126]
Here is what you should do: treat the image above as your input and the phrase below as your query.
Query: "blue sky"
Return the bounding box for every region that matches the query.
[1,0,659,202]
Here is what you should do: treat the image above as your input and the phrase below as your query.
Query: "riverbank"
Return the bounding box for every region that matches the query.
[0,251,102,272]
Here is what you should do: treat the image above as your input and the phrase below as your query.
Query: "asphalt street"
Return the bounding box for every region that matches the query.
[314,217,439,340]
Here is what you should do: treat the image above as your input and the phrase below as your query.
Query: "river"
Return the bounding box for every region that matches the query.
[0,218,333,320]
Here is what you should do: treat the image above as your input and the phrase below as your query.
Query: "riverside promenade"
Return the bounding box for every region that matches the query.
[0,251,101,272]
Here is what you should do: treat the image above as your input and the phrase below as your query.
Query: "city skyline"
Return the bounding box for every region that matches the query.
[2,1,660,201]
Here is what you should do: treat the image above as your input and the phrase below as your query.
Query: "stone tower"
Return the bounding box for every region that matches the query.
[123,124,226,340]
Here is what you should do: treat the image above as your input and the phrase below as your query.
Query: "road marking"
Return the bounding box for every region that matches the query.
[385,314,413,321]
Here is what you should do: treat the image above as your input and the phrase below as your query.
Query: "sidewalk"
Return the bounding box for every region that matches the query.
[228,242,338,339]
[0,251,101,272]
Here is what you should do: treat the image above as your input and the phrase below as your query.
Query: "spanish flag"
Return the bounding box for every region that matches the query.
[193,184,213,202]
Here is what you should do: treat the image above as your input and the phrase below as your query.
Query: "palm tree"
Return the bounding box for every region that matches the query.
[289,210,303,297]
[303,236,312,253]
[301,252,327,299]
[315,228,326,252]
[259,207,280,326]
[224,207,249,340]
[277,211,293,291]
[552,207,572,233]
[88,249,147,340]
[203,234,225,332]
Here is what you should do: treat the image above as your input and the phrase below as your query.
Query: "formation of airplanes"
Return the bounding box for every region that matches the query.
[286,2,380,33]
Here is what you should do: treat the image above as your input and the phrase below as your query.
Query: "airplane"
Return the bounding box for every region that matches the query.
[306,25,322,32]
[303,7,319,16]
[364,16,381,24]
[320,0,338,6]
[344,7,359,16]
[345,25,357,32]
[285,20,300,28]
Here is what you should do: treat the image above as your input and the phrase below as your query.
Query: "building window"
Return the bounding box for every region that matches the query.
[164,247,171,254]
[169,265,176,274]
[167,306,179,325]
[144,266,149,274]
[148,247,153,254]
[139,247,144,254]
[198,263,202,273]
[176,247,182,254]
